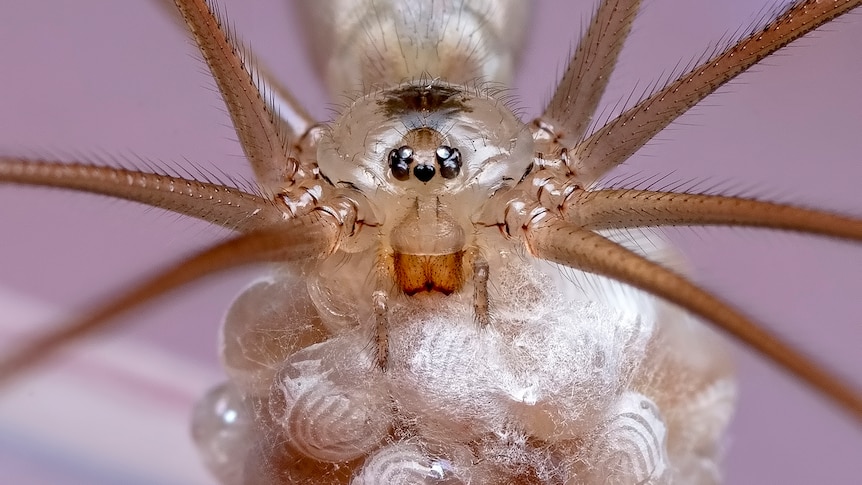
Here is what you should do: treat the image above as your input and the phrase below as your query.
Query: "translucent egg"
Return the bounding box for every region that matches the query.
[387,304,511,444]
[286,379,392,462]
[243,433,359,485]
[580,392,669,485]
[190,381,254,485]
[221,273,329,395]
[272,333,392,463]
[352,442,472,484]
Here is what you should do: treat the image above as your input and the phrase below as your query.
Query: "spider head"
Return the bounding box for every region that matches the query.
[317,81,533,219]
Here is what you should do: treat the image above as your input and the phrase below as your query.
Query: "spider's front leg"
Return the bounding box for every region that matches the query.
[172,0,326,217]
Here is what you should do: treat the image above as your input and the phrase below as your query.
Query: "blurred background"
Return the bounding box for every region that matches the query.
[0,1,859,483]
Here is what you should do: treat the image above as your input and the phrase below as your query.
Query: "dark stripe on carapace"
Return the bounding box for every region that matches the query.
[394,251,465,295]
[378,84,472,117]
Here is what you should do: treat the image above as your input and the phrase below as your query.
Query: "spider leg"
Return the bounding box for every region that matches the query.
[562,188,862,241]
[151,0,315,137]
[568,0,862,185]
[173,0,315,193]
[0,157,287,232]
[537,0,641,146]
[521,213,862,421]
[471,253,490,327]
[0,210,343,385]
[372,289,389,370]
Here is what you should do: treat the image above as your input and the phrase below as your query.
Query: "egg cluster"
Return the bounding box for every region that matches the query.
[191,256,735,484]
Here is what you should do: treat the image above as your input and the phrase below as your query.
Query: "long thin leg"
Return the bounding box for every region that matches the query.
[537,0,641,146]
[561,188,862,241]
[151,0,316,137]
[0,211,342,384]
[472,254,490,327]
[0,157,286,232]
[173,0,308,192]
[372,289,389,370]
[569,0,862,185]
[522,214,862,421]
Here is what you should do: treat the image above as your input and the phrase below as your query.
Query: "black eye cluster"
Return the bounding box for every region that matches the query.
[387,145,461,182]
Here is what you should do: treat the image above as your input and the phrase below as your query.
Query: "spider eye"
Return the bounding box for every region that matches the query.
[413,163,436,182]
[435,145,461,179]
[388,145,414,181]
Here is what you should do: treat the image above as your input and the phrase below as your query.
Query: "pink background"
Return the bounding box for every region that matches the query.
[0,1,860,483]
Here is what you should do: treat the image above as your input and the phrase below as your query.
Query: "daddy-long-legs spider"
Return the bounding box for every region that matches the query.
[0,0,860,483]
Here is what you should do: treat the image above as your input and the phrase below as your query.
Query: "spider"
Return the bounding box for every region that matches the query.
[0,0,860,483]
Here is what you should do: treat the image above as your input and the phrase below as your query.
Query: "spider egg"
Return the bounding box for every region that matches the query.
[387,301,510,443]
[190,381,254,485]
[273,334,392,463]
[220,273,328,395]
[285,379,392,462]
[352,442,472,485]
[580,391,669,485]
[243,433,359,485]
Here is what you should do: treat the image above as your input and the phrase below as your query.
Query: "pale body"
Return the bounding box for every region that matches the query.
[212,1,736,483]
[0,0,860,484]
